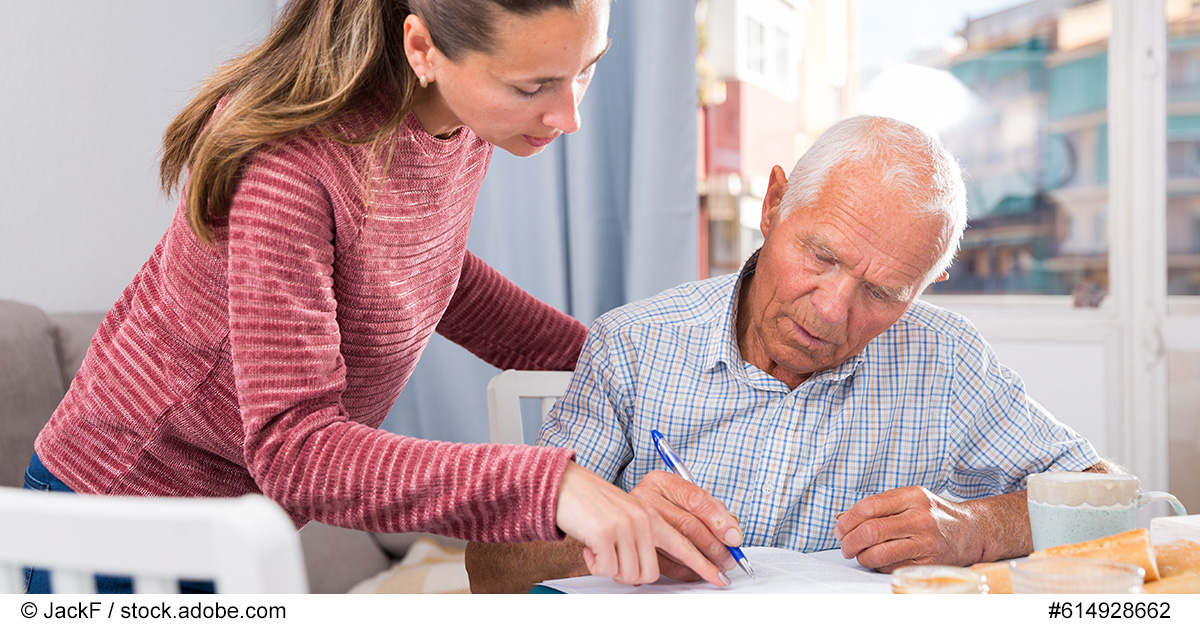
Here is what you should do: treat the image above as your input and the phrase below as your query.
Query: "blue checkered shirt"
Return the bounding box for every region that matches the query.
[538,257,1100,553]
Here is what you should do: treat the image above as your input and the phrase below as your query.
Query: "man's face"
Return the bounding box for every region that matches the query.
[738,164,949,388]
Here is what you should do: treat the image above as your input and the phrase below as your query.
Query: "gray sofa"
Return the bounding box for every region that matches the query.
[0,298,438,593]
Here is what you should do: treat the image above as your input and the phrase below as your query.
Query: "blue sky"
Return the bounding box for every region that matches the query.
[855,0,1028,70]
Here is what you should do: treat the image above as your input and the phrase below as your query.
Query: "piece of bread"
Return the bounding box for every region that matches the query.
[970,561,1012,594]
[1153,539,1200,579]
[1150,514,1200,547]
[1029,528,1159,582]
[1141,573,1200,594]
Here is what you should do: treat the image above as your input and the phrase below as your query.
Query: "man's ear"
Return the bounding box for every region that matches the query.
[933,271,950,283]
[760,165,788,238]
[403,14,440,80]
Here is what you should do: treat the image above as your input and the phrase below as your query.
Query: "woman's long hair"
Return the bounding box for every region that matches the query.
[160,0,578,245]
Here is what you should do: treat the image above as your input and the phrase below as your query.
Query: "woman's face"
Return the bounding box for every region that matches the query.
[423,0,611,156]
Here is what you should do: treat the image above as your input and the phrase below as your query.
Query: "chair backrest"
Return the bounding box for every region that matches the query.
[0,487,308,593]
[485,370,573,444]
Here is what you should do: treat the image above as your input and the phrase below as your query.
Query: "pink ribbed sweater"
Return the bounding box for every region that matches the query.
[35,100,586,543]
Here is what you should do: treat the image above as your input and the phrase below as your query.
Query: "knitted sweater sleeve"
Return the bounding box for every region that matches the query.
[437,251,588,371]
[225,139,571,541]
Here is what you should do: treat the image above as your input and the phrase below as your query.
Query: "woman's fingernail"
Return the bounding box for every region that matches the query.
[724,529,744,547]
[720,571,732,587]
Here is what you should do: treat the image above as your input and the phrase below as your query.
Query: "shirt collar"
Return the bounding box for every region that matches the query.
[708,249,865,386]
[708,252,758,373]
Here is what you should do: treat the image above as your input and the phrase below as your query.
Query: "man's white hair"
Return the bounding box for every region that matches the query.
[778,115,968,288]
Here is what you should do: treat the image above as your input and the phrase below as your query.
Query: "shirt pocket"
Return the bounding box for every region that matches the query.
[783,484,873,552]
[809,483,872,521]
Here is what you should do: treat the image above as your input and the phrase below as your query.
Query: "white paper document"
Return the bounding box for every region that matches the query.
[539,547,893,594]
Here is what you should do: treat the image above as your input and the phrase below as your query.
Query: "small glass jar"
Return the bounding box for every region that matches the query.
[1009,558,1144,594]
[891,565,986,594]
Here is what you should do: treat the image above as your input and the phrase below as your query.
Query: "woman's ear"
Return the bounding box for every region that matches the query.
[403,14,439,81]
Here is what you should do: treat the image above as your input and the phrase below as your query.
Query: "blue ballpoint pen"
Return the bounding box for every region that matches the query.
[650,429,756,580]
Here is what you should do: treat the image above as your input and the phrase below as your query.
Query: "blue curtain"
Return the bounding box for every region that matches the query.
[381,0,699,443]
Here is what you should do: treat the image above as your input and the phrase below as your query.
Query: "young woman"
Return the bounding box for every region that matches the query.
[26,0,730,592]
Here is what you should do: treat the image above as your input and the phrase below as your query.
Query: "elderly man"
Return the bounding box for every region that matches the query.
[465,115,1114,593]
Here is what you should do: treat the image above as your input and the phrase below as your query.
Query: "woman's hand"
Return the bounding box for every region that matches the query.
[553,461,730,587]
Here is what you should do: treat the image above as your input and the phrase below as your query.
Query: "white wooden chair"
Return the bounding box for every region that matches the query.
[485,370,573,444]
[0,487,308,593]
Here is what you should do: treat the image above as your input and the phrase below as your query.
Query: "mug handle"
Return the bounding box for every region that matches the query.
[1137,491,1187,516]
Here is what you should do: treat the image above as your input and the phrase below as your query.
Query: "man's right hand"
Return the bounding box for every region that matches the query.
[553,462,731,587]
[628,470,744,580]
[465,463,740,593]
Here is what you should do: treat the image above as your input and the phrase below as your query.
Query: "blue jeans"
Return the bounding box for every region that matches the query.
[22,452,215,594]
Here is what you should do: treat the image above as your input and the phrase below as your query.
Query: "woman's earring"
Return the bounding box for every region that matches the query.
[419,75,429,89]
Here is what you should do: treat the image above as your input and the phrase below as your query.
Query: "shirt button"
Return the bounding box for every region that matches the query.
[762,482,775,495]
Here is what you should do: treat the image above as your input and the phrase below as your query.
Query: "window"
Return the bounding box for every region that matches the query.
[746,16,766,76]
[776,27,791,86]
[1168,17,1200,295]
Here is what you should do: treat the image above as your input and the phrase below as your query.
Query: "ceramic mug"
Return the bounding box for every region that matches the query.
[1026,471,1187,551]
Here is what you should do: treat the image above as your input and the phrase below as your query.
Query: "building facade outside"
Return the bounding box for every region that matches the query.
[698,0,855,278]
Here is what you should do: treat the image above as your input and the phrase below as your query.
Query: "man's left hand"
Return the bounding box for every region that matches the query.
[834,461,1119,572]
[833,486,996,572]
